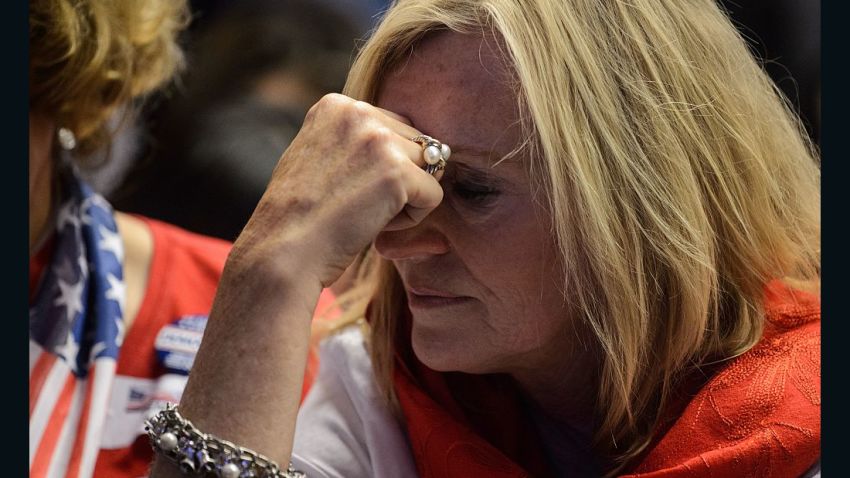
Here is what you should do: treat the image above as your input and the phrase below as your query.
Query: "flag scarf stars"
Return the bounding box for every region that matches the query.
[30,170,125,376]
[97,225,124,264]
[54,276,84,323]
[29,165,127,477]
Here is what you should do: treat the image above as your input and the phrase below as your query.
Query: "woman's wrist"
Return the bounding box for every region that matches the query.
[221,237,326,308]
[172,240,326,466]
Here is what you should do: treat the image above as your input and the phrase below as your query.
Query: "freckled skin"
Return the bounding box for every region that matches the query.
[373,32,592,388]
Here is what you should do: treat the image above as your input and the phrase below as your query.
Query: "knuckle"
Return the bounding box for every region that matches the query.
[353,128,396,164]
[340,99,372,127]
[362,126,394,150]
[306,93,348,121]
[303,103,319,123]
[351,100,373,116]
[378,166,407,207]
[384,162,405,185]
[321,92,348,107]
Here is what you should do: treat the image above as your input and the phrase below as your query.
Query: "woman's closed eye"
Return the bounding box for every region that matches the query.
[452,181,500,204]
[442,161,505,207]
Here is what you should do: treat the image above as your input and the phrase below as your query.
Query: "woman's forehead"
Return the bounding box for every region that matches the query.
[376,31,523,164]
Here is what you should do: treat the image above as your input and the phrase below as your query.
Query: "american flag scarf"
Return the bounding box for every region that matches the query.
[29,167,126,478]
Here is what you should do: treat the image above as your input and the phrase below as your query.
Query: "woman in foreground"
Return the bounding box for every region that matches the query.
[152,0,820,476]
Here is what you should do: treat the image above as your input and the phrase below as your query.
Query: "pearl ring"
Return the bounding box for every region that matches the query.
[411,135,451,175]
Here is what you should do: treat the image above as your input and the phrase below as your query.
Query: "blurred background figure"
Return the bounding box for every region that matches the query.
[29,1,234,476]
[188,0,391,38]
[109,0,363,240]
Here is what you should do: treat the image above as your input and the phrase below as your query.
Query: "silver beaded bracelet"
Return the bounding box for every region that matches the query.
[145,403,306,478]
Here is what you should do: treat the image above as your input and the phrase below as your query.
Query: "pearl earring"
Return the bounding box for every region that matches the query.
[57,127,77,150]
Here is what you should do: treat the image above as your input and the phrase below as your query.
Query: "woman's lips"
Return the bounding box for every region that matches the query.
[406,287,474,309]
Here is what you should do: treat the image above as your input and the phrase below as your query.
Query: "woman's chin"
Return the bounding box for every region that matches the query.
[410,325,494,374]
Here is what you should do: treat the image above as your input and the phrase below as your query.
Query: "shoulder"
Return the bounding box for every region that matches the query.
[137,214,232,270]
[112,214,231,378]
[630,281,820,477]
[121,214,231,337]
[134,214,231,313]
[292,324,417,478]
[317,324,372,372]
[301,324,376,408]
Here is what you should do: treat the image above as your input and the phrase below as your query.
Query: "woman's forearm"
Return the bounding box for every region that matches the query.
[148,93,442,476]
[149,252,323,476]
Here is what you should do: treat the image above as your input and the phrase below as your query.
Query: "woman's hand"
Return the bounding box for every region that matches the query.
[150,94,442,476]
[229,92,444,289]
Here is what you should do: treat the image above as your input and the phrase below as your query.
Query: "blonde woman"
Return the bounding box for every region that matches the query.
[151,0,820,477]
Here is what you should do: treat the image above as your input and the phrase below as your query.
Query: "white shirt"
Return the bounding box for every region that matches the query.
[291,325,418,477]
[291,325,824,478]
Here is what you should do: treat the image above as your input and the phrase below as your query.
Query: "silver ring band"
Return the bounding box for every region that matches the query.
[411,135,450,175]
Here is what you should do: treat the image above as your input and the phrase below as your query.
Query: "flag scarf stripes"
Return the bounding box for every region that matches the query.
[30,165,126,478]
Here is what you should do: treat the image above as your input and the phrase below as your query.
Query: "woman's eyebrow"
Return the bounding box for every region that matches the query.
[449,145,522,175]
[450,143,525,169]
[449,161,488,175]
[446,161,509,184]
[449,144,497,158]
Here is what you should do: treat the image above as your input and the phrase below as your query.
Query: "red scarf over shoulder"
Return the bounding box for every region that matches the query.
[392,280,820,477]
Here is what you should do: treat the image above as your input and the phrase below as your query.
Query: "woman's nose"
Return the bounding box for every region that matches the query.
[374,221,451,261]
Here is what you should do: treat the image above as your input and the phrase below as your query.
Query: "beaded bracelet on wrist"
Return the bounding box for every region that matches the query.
[145,403,306,478]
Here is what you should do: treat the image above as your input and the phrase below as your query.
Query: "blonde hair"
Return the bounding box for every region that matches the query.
[339,0,820,473]
[29,0,189,155]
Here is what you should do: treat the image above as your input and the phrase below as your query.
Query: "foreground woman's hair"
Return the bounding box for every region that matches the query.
[338,0,820,474]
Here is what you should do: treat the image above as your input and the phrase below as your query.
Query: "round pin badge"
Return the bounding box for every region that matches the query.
[154,314,208,375]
